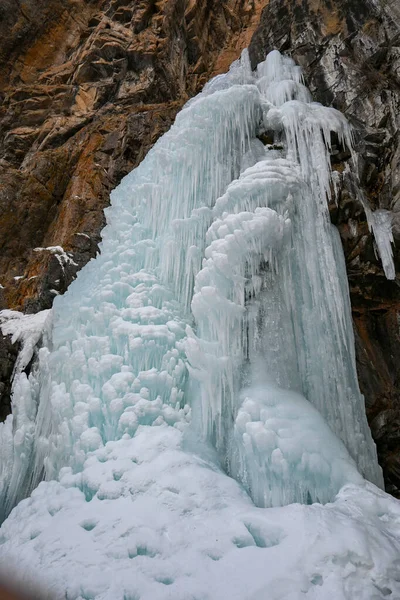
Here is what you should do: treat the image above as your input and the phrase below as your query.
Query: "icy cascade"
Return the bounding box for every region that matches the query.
[0,50,383,519]
[0,62,262,519]
[0,50,399,600]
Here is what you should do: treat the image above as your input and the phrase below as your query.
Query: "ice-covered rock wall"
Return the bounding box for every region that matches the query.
[0,50,399,600]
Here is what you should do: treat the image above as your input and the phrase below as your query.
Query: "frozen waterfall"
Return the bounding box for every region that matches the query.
[0,50,399,600]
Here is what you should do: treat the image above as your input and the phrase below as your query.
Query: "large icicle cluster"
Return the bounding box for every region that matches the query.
[369,209,396,280]
[0,77,261,518]
[0,50,399,600]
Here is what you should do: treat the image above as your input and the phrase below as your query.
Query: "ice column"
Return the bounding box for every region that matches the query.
[187,51,383,506]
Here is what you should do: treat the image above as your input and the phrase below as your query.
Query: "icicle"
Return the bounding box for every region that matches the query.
[369,209,396,280]
[343,164,396,281]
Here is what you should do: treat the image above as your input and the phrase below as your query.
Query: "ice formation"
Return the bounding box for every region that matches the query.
[343,164,396,281]
[370,209,396,280]
[0,310,51,377]
[0,50,399,599]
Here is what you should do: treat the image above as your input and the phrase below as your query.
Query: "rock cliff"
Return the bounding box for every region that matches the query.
[0,0,265,312]
[0,0,399,493]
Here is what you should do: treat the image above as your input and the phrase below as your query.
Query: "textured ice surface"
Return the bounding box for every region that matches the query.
[232,384,364,507]
[0,49,399,599]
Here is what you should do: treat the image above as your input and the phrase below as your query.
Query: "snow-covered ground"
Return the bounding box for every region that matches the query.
[1,425,400,600]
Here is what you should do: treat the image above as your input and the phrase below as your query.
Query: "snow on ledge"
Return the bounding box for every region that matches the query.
[34,246,78,269]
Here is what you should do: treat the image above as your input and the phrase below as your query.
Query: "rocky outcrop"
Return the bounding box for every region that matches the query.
[0,0,400,494]
[249,0,400,494]
[0,0,267,313]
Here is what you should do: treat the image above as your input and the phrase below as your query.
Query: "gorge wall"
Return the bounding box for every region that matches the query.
[0,0,399,493]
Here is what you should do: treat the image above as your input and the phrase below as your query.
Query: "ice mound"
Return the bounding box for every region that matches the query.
[233,384,363,507]
[0,426,399,600]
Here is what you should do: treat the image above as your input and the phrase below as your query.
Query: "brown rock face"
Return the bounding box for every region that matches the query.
[1,0,400,494]
[0,0,268,312]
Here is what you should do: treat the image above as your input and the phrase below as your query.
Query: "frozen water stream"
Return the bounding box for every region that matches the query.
[0,50,399,600]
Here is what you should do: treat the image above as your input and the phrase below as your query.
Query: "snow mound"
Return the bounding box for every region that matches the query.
[0,426,399,600]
